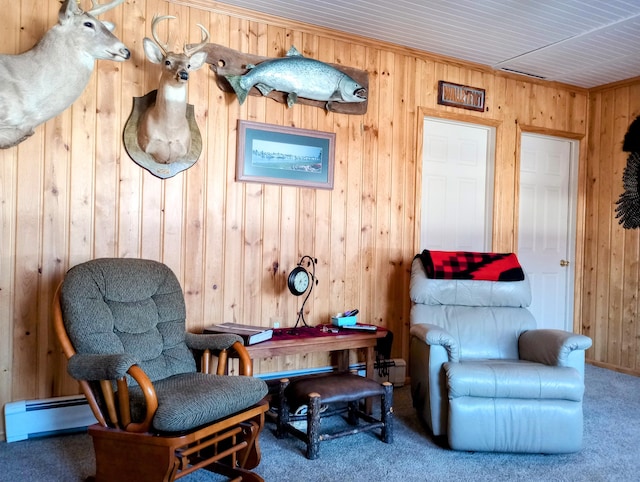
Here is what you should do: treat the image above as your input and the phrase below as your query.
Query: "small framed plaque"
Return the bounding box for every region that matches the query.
[437,81,486,112]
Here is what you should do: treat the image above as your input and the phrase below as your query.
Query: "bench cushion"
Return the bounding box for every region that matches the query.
[286,373,385,407]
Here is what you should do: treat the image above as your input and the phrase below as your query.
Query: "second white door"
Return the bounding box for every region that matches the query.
[517,133,577,331]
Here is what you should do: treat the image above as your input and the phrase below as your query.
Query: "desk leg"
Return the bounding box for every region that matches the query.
[364,346,374,379]
[364,346,375,413]
[334,349,350,372]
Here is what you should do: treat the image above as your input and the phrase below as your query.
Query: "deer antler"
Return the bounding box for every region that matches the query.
[150,15,176,56]
[184,24,210,57]
[87,0,125,17]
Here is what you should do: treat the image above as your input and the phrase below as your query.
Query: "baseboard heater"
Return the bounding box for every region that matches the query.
[4,395,97,443]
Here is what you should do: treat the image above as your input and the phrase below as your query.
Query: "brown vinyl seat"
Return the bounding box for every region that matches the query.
[53,258,269,482]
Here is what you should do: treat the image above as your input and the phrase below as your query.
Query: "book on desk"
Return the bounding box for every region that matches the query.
[340,323,378,332]
[205,323,273,345]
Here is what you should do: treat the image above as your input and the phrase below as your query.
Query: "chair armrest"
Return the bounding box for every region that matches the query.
[519,329,592,367]
[67,354,157,433]
[67,353,138,381]
[187,333,254,376]
[410,323,459,362]
[185,332,243,351]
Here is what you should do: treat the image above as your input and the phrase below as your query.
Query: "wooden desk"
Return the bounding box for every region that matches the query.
[245,328,386,379]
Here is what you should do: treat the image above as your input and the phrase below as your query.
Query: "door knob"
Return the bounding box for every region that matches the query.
[560,259,570,267]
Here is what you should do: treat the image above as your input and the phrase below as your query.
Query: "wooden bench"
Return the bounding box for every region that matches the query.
[275,372,393,459]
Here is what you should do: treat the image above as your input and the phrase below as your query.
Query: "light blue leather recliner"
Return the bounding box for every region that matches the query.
[409,257,592,453]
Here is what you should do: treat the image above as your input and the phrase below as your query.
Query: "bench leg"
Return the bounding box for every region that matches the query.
[347,401,359,425]
[276,379,290,439]
[381,382,394,443]
[306,392,321,460]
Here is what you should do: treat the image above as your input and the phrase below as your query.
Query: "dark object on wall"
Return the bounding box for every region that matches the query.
[615,152,640,229]
[623,115,640,153]
[195,42,369,115]
[616,115,640,228]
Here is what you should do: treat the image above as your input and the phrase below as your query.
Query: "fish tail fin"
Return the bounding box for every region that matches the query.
[225,75,248,105]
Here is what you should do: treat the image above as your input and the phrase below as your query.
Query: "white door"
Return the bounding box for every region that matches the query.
[420,118,495,251]
[518,133,577,331]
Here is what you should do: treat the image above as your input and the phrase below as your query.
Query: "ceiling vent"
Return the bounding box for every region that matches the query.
[498,68,547,80]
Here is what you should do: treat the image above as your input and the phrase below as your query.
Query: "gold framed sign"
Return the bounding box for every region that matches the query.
[437,81,486,112]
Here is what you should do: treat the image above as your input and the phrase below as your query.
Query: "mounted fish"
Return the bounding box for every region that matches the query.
[0,0,130,149]
[123,16,208,178]
[225,46,367,111]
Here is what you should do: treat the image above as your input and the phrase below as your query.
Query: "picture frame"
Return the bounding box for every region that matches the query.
[236,120,335,189]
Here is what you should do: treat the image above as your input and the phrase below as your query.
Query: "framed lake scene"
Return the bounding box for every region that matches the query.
[236,120,335,189]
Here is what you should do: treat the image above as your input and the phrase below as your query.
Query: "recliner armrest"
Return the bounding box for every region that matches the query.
[67,353,139,381]
[185,332,243,352]
[410,323,459,362]
[519,329,592,367]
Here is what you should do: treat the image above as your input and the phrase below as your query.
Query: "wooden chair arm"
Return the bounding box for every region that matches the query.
[122,365,159,433]
[205,341,254,376]
[92,365,158,433]
[233,340,253,376]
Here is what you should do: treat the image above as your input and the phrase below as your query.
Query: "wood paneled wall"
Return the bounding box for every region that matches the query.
[0,0,595,436]
[583,77,640,375]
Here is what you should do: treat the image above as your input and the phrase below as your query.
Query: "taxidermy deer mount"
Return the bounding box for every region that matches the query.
[0,0,130,149]
[135,15,209,165]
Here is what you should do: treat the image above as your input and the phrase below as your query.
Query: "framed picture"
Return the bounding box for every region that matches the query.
[236,120,335,189]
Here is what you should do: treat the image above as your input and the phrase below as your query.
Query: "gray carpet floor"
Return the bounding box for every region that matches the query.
[0,364,638,481]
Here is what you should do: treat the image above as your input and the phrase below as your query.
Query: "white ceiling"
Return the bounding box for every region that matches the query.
[212,0,640,88]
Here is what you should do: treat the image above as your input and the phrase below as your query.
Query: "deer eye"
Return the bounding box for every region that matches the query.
[83,22,95,29]
[165,60,171,66]
[187,64,191,69]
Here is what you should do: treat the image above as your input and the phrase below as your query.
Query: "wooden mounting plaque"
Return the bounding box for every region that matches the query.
[195,42,369,115]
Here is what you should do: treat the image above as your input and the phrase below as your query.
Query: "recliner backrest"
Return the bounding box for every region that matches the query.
[60,258,196,384]
[410,257,537,360]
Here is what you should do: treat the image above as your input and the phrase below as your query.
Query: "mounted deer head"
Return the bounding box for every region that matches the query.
[136,16,209,164]
[0,0,130,149]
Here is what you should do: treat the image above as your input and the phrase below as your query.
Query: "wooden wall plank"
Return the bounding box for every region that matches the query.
[582,95,600,348]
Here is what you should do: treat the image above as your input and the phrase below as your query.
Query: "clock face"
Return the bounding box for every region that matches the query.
[288,266,310,296]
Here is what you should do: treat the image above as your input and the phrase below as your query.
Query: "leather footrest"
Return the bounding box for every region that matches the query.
[444,360,584,401]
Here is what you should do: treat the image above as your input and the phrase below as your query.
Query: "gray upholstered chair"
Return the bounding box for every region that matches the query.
[53,258,269,482]
[409,256,592,453]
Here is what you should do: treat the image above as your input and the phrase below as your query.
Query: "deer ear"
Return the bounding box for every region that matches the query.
[143,38,164,64]
[101,21,116,33]
[59,0,82,23]
[189,52,208,71]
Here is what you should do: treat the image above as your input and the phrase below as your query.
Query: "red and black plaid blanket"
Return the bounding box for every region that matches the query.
[418,250,525,281]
